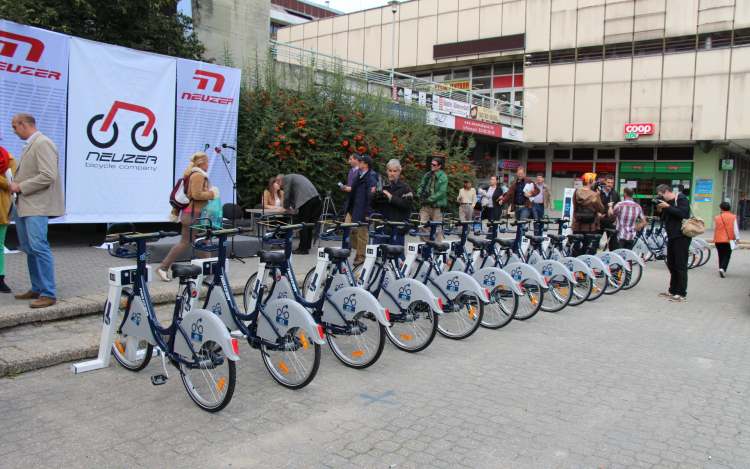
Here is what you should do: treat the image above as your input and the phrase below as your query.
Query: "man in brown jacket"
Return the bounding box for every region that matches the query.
[9,113,66,308]
[498,167,540,221]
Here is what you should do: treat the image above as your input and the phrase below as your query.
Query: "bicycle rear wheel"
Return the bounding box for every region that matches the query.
[180,341,236,412]
[587,269,608,300]
[386,300,438,352]
[515,279,544,320]
[540,275,573,312]
[327,312,386,369]
[261,327,321,389]
[481,285,517,329]
[603,263,626,295]
[567,271,593,306]
[622,262,642,290]
[437,291,483,339]
[107,295,153,372]
[687,248,702,269]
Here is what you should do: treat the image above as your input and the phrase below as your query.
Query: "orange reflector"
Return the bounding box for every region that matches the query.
[317,325,324,340]
[278,362,289,373]
[499,285,505,290]
[617,270,622,279]
[384,309,390,322]
[531,296,537,306]
[217,378,226,392]
[115,342,124,354]
[560,288,567,297]
[231,338,239,355]
[352,351,364,357]
[593,286,600,293]
[300,333,309,350]
[121,301,127,308]
[401,334,412,340]
[469,307,476,319]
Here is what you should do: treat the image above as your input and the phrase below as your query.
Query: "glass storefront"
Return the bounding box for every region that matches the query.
[618,162,693,217]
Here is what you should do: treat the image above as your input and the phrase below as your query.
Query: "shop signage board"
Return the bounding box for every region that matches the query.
[694,178,713,203]
[501,126,523,141]
[654,162,692,173]
[500,159,521,170]
[435,80,470,92]
[624,123,654,139]
[455,116,502,136]
[426,111,455,129]
[619,162,654,172]
[721,159,734,170]
[470,105,500,123]
[433,96,472,117]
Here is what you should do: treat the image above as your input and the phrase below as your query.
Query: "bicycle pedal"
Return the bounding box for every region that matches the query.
[151,374,168,386]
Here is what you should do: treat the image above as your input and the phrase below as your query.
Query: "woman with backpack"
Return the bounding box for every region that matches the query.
[571,173,605,256]
[158,152,219,282]
[713,201,739,278]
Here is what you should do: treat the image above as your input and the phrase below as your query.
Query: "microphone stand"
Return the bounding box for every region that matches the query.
[222,144,280,255]
[215,147,245,263]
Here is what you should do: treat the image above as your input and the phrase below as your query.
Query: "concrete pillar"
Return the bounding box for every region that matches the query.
[192,0,271,65]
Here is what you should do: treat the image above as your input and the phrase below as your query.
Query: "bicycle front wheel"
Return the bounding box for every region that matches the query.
[622,262,642,290]
[541,275,573,312]
[568,271,593,306]
[603,263,626,295]
[437,291,483,339]
[481,285,517,329]
[515,280,544,320]
[386,300,438,352]
[327,312,386,369]
[587,269,608,300]
[243,271,274,314]
[107,295,153,372]
[261,327,321,389]
[180,341,236,412]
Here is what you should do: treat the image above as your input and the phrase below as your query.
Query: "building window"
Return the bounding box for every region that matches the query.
[656,147,694,161]
[494,62,514,75]
[553,149,571,160]
[527,149,545,160]
[270,22,283,39]
[620,147,655,161]
[453,68,470,80]
[597,149,616,160]
[472,77,492,91]
[572,148,594,160]
[473,65,492,77]
[735,28,750,47]
[432,69,452,82]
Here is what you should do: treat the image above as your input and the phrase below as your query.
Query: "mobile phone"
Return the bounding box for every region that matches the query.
[337,182,344,187]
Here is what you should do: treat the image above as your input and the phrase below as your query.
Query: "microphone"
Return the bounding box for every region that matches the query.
[214,146,222,154]
[204,143,210,151]
[222,143,237,150]
[215,146,230,164]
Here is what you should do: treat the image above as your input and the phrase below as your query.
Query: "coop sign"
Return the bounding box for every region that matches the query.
[624,123,654,139]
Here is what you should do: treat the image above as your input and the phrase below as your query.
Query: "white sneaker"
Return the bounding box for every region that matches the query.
[719,269,726,278]
[156,268,171,282]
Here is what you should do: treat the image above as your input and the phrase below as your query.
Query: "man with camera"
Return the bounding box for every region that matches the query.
[597,173,621,249]
[417,156,448,242]
[655,184,691,302]
[345,154,378,265]
[571,173,605,256]
[370,159,413,246]
[607,186,646,250]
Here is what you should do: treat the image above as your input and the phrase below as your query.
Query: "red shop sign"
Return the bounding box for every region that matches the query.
[667,165,680,170]
[455,117,502,137]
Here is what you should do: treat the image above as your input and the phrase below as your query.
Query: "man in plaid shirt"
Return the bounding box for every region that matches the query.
[608,186,647,250]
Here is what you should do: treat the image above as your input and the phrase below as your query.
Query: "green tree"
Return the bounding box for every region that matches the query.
[0,0,205,60]
[237,55,475,216]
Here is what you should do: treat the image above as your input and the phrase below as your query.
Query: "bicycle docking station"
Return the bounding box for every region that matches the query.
[71,265,152,374]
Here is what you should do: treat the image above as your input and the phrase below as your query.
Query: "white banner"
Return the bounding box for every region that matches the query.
[66,38,176,222]
[175,60,240,206]
[427,111,455,129]
[0,20,69,183]
[432,96,471,117]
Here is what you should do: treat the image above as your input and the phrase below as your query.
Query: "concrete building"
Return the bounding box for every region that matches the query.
[277,0,750,226]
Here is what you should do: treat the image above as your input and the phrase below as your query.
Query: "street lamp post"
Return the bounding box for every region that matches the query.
[388,1,399,84]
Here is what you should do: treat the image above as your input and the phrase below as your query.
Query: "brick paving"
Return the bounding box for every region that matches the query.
[0,248,748,468]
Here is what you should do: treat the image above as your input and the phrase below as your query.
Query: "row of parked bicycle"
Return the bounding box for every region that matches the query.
[100,213,649,412]
[631,216,712,269]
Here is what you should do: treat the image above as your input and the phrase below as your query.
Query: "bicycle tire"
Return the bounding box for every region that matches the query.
[481,285,518,329]
[180,340,236,412]
[689,248,702,269]
[437,291,484,339]
[567,271,593,306]
[107,295,153,372]
[699,246,711,266]
[587,269,608,301]
[302,267,323,302]
[515,279,544,320]
[540,275,573,312]
[261,327,322,389]
[242,272,274,314]
[386,300,438,352]
[622,262,642,290]
[602,263,626,295]
[327,311,385,369]
[351,261,381,292]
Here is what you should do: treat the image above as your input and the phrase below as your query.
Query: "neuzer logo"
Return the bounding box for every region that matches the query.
[181,70,234,105]
[85,101,158,170]
[0,31,61,80]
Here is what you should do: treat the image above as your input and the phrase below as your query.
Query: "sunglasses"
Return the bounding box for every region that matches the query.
[431,163,438,167]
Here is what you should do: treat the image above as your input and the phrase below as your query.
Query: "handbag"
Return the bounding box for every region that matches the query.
[719,214,739,250]
[680,198,705,237]
[572,190,597,224]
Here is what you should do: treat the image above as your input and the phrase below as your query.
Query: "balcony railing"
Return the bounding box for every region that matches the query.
[270,40,523,127]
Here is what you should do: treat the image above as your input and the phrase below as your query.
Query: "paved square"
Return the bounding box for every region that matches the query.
[0,251,749,468]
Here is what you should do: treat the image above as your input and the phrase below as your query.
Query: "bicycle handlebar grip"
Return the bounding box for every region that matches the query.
[303,223,316,228]
[238,227,252,233]
[163,231,180,237]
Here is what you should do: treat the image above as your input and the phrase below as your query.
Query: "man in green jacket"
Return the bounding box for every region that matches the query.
[417,156,448,242]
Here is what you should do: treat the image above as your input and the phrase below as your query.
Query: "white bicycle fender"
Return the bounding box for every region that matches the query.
[506,253,523,265]
[378,278,443,314]
[429,271,490,302]
[577,255,611,277]
[502,263,548,288]
[322,286,390,327]
[204,282,236,331]
[472,267,523,295]
[119,294,158,346]
[174,309,239,361]
[559,257,596,279]
[256,299,325,345]
[612,249,645,267]
[530,259,577,283]
[691,237,710,248]
[596,251,631,272]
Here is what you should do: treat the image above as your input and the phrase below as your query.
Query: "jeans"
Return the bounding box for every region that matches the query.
[666,236,690,297]
[615,238,636,251]
[514,206,530,222]
[13,207,56,298]
[531,204,544,235]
